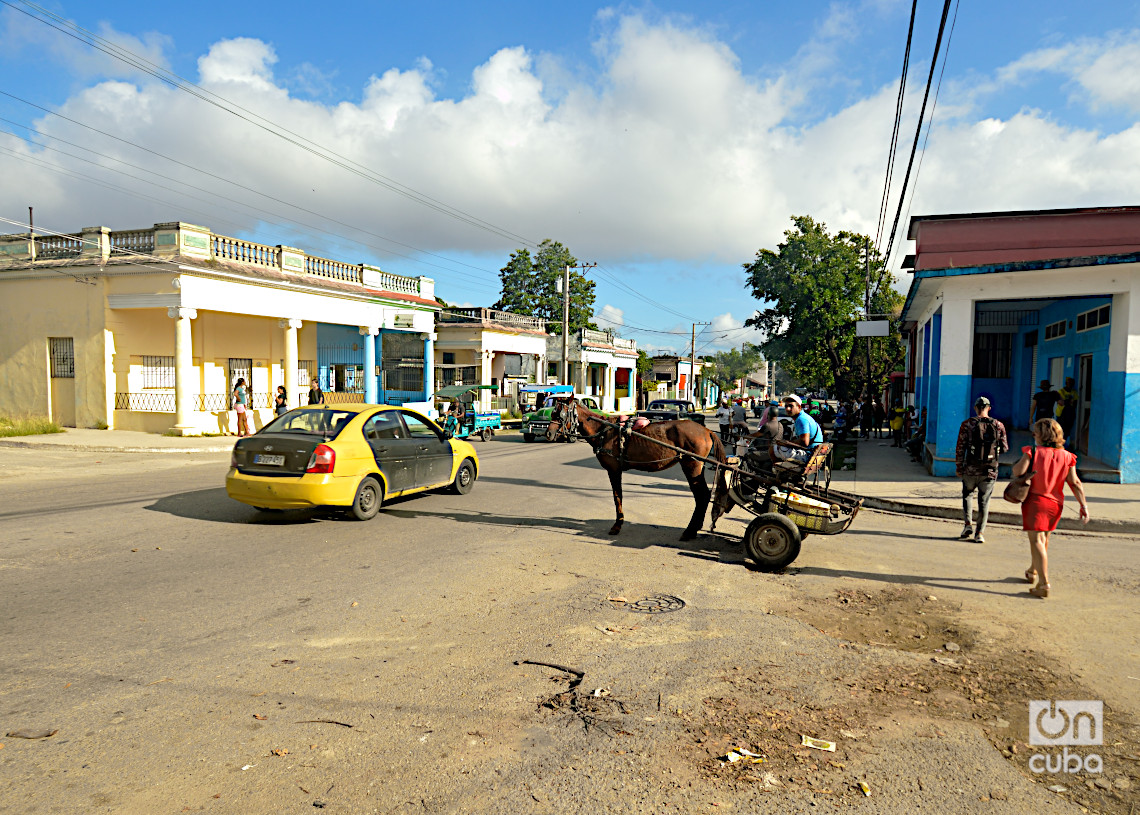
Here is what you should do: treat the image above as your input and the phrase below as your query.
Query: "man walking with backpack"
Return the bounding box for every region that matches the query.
[955,396,1009,543]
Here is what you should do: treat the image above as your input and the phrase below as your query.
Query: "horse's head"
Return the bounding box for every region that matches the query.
[569,398,610,442]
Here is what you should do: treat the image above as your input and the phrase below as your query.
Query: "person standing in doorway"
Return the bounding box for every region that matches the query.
[954,397,1009,543]
[1056,376,1078,448]
[1013,418,1089,598]
[308,377,324,405]
[274,385,289,417]
[233,378,250,437]
[1030,380,1061,425]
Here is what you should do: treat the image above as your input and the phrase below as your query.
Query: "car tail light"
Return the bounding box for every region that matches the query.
[306,444,336,474]
[230,449,239,469]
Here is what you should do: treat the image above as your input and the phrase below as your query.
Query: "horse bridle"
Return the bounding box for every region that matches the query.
[569,399,614,446]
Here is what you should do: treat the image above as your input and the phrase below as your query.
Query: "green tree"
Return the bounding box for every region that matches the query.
[743,216,904,400]
[494,239,597,333]
[706,344,765,391]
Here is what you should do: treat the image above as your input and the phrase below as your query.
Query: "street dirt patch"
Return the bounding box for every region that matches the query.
[683,584,1139,812]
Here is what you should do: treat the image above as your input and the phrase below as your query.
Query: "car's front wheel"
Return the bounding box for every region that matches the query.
[451,459,476,494]
[349,476,382,521]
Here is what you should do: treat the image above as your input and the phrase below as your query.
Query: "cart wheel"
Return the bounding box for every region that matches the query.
[744,513,802,572]
[481,427,492,442]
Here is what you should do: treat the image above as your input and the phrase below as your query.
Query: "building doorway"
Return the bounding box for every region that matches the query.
[1076,354,1093,455]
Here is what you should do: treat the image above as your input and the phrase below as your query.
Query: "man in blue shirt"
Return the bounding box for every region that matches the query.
[773,394,824,464]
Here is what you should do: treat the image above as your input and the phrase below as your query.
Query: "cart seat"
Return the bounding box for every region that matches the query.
[769,442,833,485]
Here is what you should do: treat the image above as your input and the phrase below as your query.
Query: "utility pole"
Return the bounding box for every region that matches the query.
[560,262,596,386]
[689,321,710,404]
[864,237,873,402]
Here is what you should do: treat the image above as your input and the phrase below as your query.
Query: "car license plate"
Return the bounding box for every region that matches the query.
[254,454,286,466]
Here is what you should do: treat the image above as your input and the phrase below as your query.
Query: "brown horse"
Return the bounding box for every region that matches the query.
[570,400,730,541]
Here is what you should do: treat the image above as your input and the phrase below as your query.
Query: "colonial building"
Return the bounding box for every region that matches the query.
[0,221,439,434]
[900,206,1140,482]
[545,328,638,413]
[434,307,548,413]
[647,355,712,405]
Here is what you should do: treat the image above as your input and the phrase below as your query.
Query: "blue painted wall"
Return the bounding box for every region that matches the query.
[1120,372,1140,482]
[927,312,942,447]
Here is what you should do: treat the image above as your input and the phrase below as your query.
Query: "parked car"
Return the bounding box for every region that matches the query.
[522,393,603,442]
[637,398,706,425]
[226,404,478,520]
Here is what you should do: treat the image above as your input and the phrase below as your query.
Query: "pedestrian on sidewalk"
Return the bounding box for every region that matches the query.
[874,400,886,438]
[1056,377,1078,447]
[274,385,289,417]
[954,396,1008,543]
[860,398,873,439]
[1030,380,1061,424]
[307,377,324,405]
[1014,418,1089,598]
[232,378,250,437]
[889,401,906,447]
[715,398,733,442]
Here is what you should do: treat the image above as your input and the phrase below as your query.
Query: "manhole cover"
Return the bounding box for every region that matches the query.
[619,595,686,614]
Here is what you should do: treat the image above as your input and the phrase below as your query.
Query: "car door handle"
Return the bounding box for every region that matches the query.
[418,446,429,452]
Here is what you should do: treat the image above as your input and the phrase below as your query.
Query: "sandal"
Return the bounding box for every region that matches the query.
[1024,569,1037,584]
[1029,584,1050,599]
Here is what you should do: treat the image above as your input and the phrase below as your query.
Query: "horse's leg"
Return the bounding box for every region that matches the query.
[606,463,624,535]
[680,457,710,541]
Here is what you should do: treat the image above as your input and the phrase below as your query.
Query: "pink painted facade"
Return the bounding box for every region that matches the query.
[909,206,1140,271]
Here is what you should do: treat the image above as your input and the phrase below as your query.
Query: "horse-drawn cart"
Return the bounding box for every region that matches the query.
[721,441,863,572]
[566,399,863,572]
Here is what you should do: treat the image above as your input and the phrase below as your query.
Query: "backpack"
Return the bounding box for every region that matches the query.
[965,418,999,466]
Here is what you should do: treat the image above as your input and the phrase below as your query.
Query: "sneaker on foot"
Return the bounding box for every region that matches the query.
[973,533,985,544]
[959,527,973,540]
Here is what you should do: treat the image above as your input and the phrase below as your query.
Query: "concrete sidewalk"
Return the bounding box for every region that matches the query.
[0,427,234,454]
[831,434,1140,535]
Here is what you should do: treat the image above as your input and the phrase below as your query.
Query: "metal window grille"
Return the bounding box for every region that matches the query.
[382,333,425,393]
[228,358,252,388]
[141,355,175,388]
[298,359,315,385]
[971,333,1013,378]
[49,337,74,378]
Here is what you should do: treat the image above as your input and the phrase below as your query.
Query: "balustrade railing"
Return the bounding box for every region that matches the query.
[440,308,545,331]
[110,230,155,254]
[368,269,420,294]
[35,234,83,258]
[212,235,279,268]
[306,255,361,283]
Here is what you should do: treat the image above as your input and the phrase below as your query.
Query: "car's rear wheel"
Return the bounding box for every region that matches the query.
[451,459,476,494]
[349,477,382,521]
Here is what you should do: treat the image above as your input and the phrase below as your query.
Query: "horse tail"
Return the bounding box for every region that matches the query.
[708,428,732,530]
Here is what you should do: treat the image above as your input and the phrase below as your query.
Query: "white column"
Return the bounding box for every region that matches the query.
[280,319,302,407]
[481,350,494,412]
[168,307,198,435]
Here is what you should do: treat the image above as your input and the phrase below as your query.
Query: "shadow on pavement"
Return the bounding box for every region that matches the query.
[145,487,442,525]
[794,565,1032,597]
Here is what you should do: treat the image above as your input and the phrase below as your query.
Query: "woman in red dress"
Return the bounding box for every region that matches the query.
[1012,418,1089,598]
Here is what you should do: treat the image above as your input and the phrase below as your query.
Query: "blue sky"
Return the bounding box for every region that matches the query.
[2,1,1139,353]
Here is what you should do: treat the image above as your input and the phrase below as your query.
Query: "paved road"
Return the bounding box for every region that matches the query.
[0,435,1136,813]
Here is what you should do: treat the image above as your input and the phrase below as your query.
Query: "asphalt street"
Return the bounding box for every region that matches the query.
[0,433,1136,814]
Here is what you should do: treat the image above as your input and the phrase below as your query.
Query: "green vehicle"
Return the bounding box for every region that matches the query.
[520,386,603,442]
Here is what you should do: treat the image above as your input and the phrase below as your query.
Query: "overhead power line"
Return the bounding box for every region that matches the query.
[2,0,539,248]
[874,0,918,254]
[882,0,955,267]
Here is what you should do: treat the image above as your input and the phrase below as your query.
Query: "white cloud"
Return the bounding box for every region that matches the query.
[1,12,1138,303]
[596,304,624,330]
[0,7,171,80]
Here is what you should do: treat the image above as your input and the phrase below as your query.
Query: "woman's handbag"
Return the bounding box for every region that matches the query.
[1003,445,1037,504]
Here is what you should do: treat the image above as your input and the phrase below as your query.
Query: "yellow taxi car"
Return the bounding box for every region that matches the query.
[225,404,479,520]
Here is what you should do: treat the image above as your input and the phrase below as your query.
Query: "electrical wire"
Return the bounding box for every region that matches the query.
[2,0,540,248]
[882,0,954,267]
[888,0,961,272]
[874,0,918,254]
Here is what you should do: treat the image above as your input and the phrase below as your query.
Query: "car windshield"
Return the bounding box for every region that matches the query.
[649,400,686,410]
[261,409,355,438]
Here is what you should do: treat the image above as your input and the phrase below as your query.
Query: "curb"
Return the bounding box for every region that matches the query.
[859,495,1139,535]
[0,438,233,454]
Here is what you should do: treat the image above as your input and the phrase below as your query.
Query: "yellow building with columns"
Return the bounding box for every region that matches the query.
[0,222,439,434]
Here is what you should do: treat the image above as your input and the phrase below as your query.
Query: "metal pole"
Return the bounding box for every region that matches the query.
[561,264,570,386]
[865,238,873,401]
